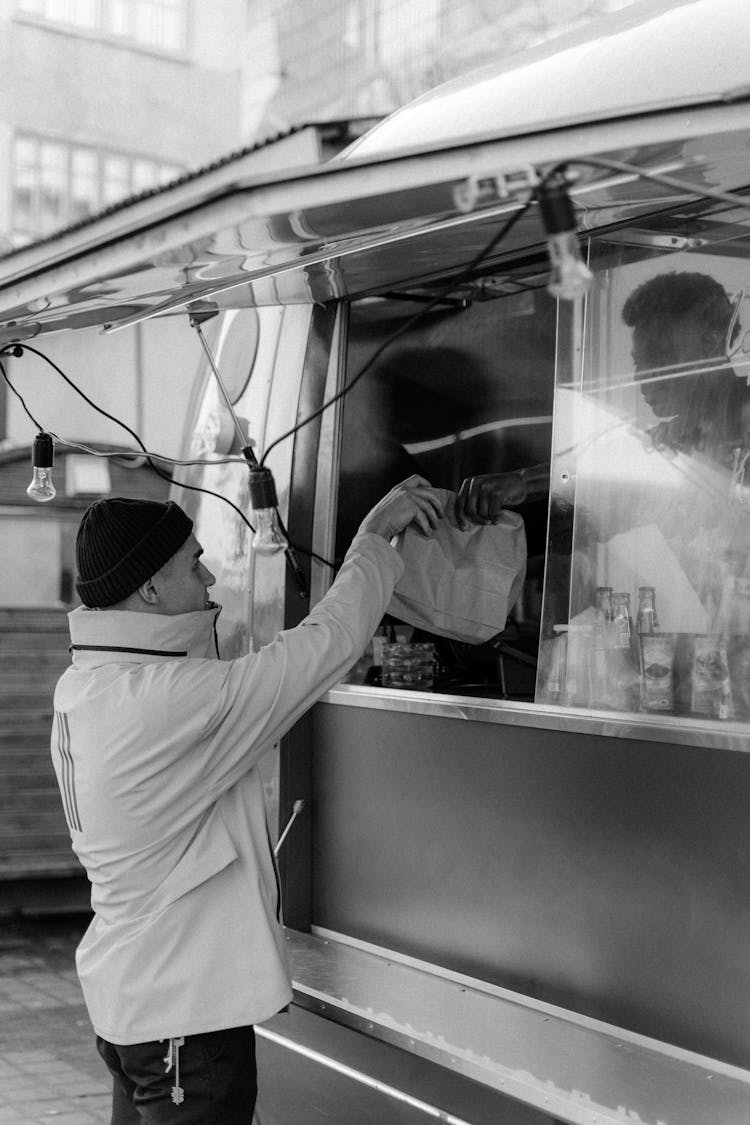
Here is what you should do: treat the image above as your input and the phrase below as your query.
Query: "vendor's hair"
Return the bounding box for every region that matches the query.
[622,271,739,345]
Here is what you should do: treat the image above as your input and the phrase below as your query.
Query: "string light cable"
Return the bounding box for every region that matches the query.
[258,156,750,467]
[0,346,257,531]
[259,186,540,469]
[0,345,336,575]
[0,197,542,572]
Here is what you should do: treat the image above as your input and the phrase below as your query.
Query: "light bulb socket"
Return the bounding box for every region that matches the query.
[538,172,577,237]
[241,443,260,468]
[32,431,54,469]
[248,467,278,510]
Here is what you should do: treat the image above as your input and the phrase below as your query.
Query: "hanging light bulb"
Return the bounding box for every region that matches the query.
[538,172,593,301]
[248,467,288,555]
[27,432,56,502]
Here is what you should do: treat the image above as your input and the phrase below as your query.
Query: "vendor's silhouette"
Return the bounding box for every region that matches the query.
[624,270,745,457]
[454,270,747,527]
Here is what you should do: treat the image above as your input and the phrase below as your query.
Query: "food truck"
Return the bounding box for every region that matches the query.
[1,0,749,1120]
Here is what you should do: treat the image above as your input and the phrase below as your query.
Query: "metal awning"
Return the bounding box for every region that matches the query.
[1,101,750,345]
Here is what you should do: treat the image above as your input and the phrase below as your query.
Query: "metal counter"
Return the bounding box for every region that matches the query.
[324,683,750,753]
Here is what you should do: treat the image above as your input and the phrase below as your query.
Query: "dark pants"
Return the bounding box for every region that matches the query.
[97,1026,257,1124]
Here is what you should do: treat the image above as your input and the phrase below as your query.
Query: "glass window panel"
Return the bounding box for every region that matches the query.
[536,205,750,725]
[72,0,99,27]
[45,0,73,22]
[12,177,36,233]
[21,0,101,22]
[132,0,187,49]
[133,1,159,45]
[337,287,555,698]
[131,158,158,192]
[71,149,97,178]
[39,187,66,232]
[39,141,68,232]
[158,163,180,185]
[14,136,38,169]
[160,0,186,50]
[40,141,67,178]
[106,0,130,35]
[12,137,39,235]
[101,154,130,204]
[70,148,99,220]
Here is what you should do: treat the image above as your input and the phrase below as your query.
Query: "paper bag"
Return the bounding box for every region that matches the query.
[387,491,527,644]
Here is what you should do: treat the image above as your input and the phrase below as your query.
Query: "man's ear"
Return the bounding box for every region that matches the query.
[702,328,725,358]
[136,577,160,606]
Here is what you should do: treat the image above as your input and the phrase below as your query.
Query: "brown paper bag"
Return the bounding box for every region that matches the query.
[387,491,526,643]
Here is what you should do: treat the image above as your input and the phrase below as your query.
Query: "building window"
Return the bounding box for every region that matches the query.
[11,133,182,241]
[18,0,189,52]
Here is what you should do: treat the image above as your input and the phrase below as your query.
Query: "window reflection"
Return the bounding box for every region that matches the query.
[539,248,750,723]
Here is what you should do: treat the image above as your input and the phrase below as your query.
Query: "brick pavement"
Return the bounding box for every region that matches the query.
[0,914,111,1125]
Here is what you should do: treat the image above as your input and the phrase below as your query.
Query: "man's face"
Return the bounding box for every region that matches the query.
[150,533,216,615]
[632,318,721,418]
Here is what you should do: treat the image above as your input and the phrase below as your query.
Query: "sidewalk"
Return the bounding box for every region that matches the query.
[0,914,110,1125]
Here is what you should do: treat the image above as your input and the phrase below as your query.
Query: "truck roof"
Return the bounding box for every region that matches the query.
[346,0,750,160]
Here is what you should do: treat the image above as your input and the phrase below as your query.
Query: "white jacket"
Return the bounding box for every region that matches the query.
[51,532,403,1045]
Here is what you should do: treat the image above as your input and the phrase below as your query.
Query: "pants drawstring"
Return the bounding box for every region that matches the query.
[162,1036,185,1106]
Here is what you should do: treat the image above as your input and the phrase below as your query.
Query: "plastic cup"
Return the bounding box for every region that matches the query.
[381,642,435,691]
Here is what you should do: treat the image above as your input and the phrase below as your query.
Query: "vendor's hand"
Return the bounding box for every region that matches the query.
[358,475,444,540]
[454,471,527,529]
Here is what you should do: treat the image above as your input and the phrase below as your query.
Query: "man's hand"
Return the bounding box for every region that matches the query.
[454,464,550,529]
[357,475,445,540]
[454,472,527,529]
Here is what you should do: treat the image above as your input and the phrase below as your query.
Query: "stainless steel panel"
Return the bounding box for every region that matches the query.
[279,929,750,1125]
[310,702,750,1068]
[322,683,750,753]
[256,1003,553,1125]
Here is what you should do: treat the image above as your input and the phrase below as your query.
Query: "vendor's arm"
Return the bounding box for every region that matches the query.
[454,464,550,529]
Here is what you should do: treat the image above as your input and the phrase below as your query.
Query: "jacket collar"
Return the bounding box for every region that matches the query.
[68,603,222,667]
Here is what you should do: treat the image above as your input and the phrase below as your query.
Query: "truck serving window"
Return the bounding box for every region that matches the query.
[337,284,555,700]
[336,191,750,726]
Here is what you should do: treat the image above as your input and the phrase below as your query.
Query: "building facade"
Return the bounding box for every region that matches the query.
[0,0,249,252]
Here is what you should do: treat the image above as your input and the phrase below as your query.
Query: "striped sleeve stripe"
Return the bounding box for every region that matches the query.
[55,710,82,833]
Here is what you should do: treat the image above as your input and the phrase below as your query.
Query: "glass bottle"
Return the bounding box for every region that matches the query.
[611,593,633,648]
[595,586,614,622]
[635,586,658,635]
[607,592,639,709]
[590,587,613,707]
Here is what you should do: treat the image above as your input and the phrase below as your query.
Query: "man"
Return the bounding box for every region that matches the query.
[452,270,746,527]
[51,475,443,1124]
[622,269,745,457]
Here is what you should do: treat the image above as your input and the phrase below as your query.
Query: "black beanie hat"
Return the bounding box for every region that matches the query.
[75,497,194,607]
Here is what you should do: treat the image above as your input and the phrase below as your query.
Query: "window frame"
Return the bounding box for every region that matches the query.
[319,254,750,755]
[17,0,190,55]
[10,132,183,242]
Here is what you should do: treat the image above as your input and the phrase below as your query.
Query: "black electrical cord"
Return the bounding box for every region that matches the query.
[1,343,335,577]
[1,343,257,535]
[0,190,541,577]
[259,187,539,468]
[0,357,42,431]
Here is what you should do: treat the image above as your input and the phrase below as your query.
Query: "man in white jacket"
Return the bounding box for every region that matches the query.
[51,475,443,1124]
